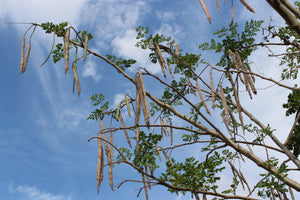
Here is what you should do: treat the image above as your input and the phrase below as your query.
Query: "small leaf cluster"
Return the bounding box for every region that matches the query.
[106,55,137,71]
[52,43,64,63]
[41,22,68,36]
[87,94,110,120]
[135,26,172,50]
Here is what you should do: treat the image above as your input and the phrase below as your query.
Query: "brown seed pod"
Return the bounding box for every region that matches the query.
[109,131,114,167]
[20,36,25,73]
[72,63,81,97]
[167,61,175,79]
[97,131,104,194]
[154,42,167,78]
[231,3,234,23]
[83,34,88,61]
[210,69,215,109]
[135,74,141,152]
[236,51,257,96]
[219,86,230,123]
[64,27,70,74]
[239,0,255,13]
[125,95,131,118]
[115,102,121,121]
[175,42,179,56]
[138,69,150,128]
[170,120,173,146]
[216,0,220,12]
[22,42,31,73]
[229,49,244,83]
[234,50,245,83]
[227,73,244,134]
[196,80,211,115]
[99,119,114,191]
[119,112,132,148]
[198,0,211,23]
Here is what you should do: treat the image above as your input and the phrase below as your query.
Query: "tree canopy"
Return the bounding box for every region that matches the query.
[18,0,300,199]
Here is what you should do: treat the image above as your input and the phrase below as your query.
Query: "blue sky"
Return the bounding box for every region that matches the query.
[0,0,299,199]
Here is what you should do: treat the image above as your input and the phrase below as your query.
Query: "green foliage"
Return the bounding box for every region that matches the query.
[256,157,289,198]
[133,132,162,174]
[41,22,68,35]
[199,20,263,69]
[106,55,137,71]
[41,22,94,64]
[52,43,64,63]
[283,90,300,116]
[160,152,225,193]
[87,94,110,120]
[135,26,172,50]
[116,147,132,162]
[283,90,300,156]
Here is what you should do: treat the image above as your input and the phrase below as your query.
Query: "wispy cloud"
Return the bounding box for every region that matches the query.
[9,184,72,200]
[82,60,102,82]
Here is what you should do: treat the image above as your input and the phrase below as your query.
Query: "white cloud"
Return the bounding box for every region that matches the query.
[113,93,125,107]
[9,185,72,200]
[80,0,149,50]
[112,29,162,74]
[0,0,88,28]
[82,61,101,82]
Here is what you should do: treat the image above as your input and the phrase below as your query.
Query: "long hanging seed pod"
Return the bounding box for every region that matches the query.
[97,131,104,194]
[170,120,173,146]
[119,112,132,148]
[227,73,245,134]
[135,74,141,152]
[196,80,211,115]
[174,41,180,64]
[220,86,231,123]
[235,51,256,95]
[20,36,25,73]
[64,27,70,74]
[167,61,175,79]
[109,131,114,167]
[72,62,81,97]
[231,3,234,23]
[138,69,150,128]
[154,42,167,78]
[83,34,88,61]
[198,0,211,23]
[125,95,131,118]
[229,49,244,83]
[115,102,121,121]
[210,69,216,109]
[100,119,114,191]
